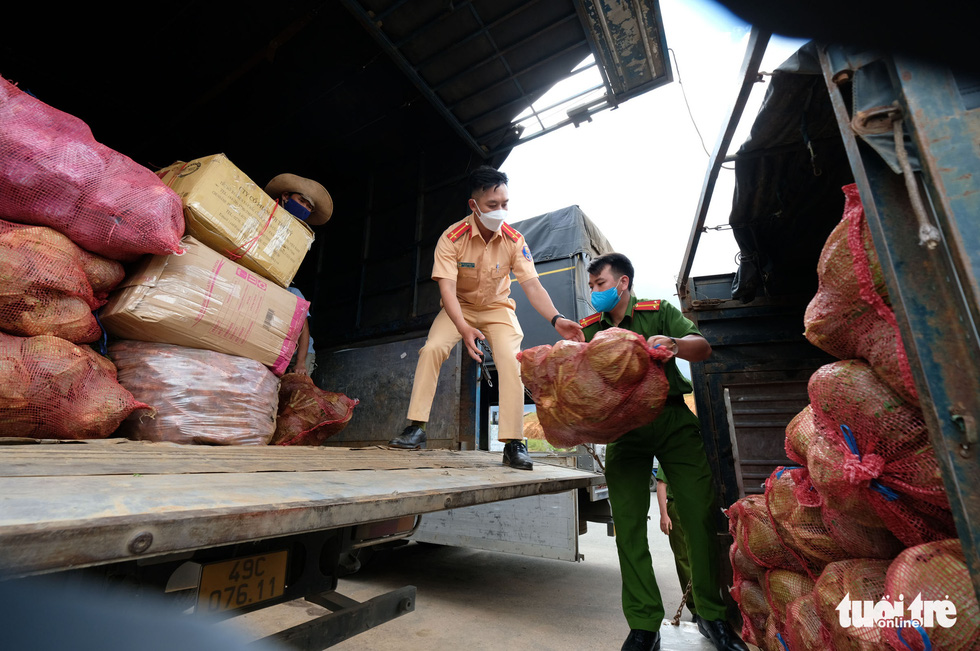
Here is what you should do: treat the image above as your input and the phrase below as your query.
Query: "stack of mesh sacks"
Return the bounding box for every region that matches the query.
[726,184,979,650]
[0,76,186,440]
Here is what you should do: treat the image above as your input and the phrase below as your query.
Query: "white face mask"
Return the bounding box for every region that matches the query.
[474,204,507,231]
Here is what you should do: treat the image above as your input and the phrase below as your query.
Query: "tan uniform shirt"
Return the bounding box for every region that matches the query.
[431,214,538,308]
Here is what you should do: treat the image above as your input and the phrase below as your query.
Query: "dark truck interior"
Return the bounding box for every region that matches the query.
[1,0,672,350]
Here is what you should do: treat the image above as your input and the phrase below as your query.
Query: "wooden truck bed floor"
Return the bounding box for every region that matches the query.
[0,440,598,578]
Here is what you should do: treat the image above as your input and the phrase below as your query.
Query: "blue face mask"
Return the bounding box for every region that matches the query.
[283,197,312,221]
[590,281,623,312]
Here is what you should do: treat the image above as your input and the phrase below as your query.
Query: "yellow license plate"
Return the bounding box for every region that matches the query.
[197,550,288,613]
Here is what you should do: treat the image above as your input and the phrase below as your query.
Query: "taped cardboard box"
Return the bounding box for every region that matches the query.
[157,154,314,288]
[100,236,309,376]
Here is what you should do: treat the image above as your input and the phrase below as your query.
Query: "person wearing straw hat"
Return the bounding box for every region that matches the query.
[264,173,334,376]
[264,173,334,226]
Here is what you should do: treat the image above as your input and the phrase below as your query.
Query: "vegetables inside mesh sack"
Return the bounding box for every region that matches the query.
[270,373,359,446]
[804,183,917,402]
[814,558,891,651]
[0,77,184,261]
[730,577,768,648]
[0,332,150,439]
[727,493,804,574]
[762,568,815,639]
[784,404,817,466]
[882,539,980,651]
[785,594,830,651]
[0,219,124,343]
[517,327,673,448]
[807,359,955,546]
[109,340,280,445]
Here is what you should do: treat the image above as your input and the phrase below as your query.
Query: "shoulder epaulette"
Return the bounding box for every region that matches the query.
[579,313,601,327]
[634,300,662,311]
[500,222,521,243]
[447,222,471,242]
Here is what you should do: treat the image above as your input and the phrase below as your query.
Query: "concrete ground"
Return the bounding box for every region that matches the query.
[227,496,750,650]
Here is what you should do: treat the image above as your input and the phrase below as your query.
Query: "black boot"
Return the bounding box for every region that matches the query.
[697,618,749,651]
[502,440,533,470]
[621,629,661,651]
[388,425,426,449]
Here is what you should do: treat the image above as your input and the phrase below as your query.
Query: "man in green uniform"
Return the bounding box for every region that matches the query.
[655,465,697,622]
[580,253,747,651]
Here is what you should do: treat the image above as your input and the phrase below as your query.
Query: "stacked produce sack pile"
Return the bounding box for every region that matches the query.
[726,184,979,650]
[0,76,356,445]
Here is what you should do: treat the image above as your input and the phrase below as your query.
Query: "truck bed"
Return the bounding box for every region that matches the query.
[0,441,597,579]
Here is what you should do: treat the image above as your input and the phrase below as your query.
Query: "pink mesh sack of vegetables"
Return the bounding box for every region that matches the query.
[517,327,673,448]
[271,373,359,446]
[0,219,125,343]
[0,332,151,439]
[807,359,955,547]
[0,77,184,261]
[804,183,917,402]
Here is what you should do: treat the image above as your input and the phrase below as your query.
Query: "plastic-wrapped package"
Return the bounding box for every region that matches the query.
[109,340,280,445]
[518,327,673,448]
[0,332,149,439]
[0,76,184,261]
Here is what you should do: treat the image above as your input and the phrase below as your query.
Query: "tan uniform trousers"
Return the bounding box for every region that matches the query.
[407,301,525,441]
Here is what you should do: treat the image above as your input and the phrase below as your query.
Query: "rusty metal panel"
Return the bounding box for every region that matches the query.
[819,45,980,603]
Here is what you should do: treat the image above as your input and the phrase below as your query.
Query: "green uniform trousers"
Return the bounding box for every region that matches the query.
[665,498,696,617]
[606,402,725,630]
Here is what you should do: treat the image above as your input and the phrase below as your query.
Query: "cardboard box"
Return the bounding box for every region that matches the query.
[157,154,314,288]
[100,236,309,376]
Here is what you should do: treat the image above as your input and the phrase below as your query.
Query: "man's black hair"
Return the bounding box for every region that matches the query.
[468,165,508,197]
[588,252,635,290]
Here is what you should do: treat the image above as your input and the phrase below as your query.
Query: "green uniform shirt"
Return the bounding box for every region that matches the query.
[579,295,701,397]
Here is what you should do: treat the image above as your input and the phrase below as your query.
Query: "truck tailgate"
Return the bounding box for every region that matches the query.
[0,441,598,578]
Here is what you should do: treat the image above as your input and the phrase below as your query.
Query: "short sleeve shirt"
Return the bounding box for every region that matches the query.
[580,295,701,396]
[431,214,538,307]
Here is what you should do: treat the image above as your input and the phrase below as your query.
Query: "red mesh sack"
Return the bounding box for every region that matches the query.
[821,504,904,561]
[0,77,184,261]
[0,332,150,439]
[270,373,359,446]
[517,327,672,448]
[882,539,980,651]
[785,594,831,651]
[804,184,917,402]
[814,559,891,651]
[728,494,805,573]
[109,340,280,445]
[762,568,816,636]
[0,220,124,343]
[731,576,769,648]
[766,467,850,579]
[731,539,764,584]
[762,611,787,651]
[807,360,955,546]
[785,404,817,466]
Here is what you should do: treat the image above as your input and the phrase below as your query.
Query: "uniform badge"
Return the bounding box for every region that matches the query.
[522,245,532,261]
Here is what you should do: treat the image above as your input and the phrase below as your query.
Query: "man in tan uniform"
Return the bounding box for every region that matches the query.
[388,165,584,469]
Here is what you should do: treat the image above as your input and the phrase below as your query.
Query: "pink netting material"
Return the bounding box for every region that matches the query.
[882,539,980,651]
[517,327,672,448]
[0,332,150,439]
[804,183,917,402]
[270,373,359,446]
[806,360,955,547]
[0,219,124,343]
[814,559,891,650]
[0,76,184,261]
